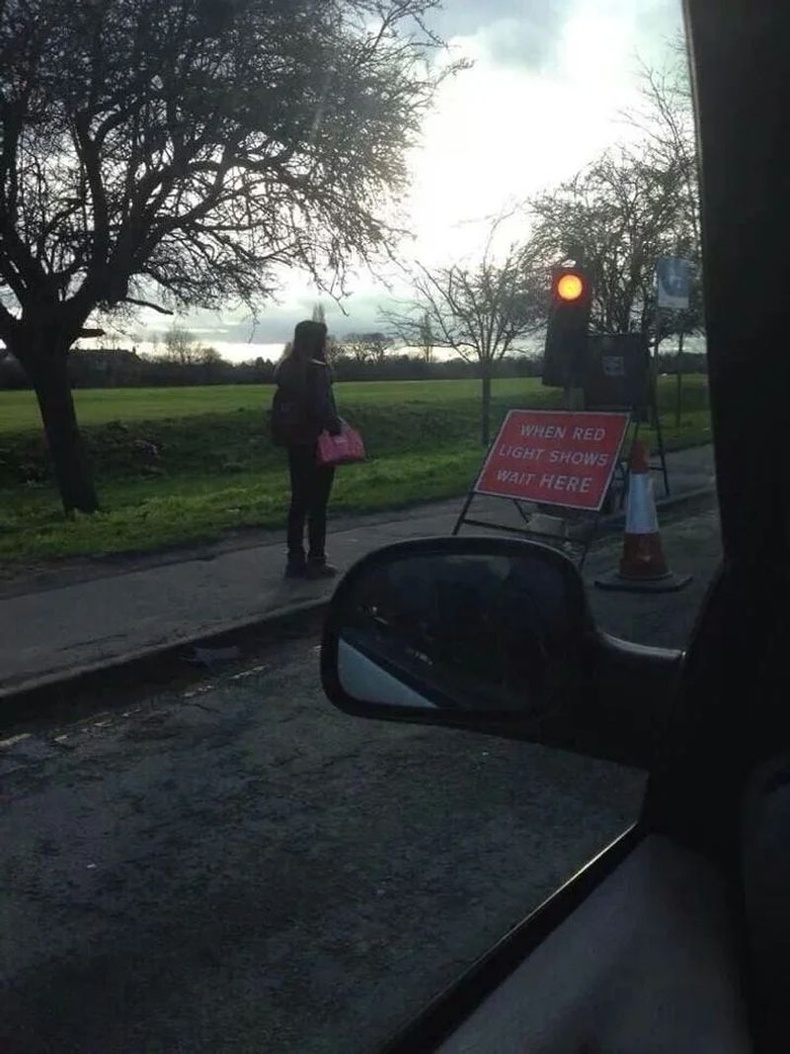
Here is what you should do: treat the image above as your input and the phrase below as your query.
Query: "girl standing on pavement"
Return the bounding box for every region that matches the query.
[271,320,342,579]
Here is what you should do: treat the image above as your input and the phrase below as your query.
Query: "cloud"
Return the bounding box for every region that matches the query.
[144,288,399,347]
[430,0,682,74]
[476,7,571,71]
[428,0,575,72]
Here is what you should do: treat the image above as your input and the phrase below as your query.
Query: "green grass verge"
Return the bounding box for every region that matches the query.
[0,377,712,565]
[0,378,557,432]
[0,446,488,562]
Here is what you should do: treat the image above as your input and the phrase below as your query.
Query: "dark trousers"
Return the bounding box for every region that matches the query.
[286,444,335,565]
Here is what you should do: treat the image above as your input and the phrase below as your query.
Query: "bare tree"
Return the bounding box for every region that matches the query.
[0,0,460,511]
[341,338,373,365]
[529,147,701,344]
[198,346,223,366]
[162,325,201,366]
[627,44,702,344]
[529,46,702,349]
[382,225,545,444]
[626,39,700,249]
[102,329,122,352]
[387,307,434,361]
[340,332,393,365]
[418,311,435,363]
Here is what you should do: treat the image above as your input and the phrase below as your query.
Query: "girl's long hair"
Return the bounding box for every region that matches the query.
[275,320,331,384]
[293,320,328,362]
[276,341,293,366]
[278,320,327,363]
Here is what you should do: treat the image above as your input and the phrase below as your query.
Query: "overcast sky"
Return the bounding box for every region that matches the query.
[117,0,685,360]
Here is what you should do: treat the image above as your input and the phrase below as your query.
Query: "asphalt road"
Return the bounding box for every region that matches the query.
[0,510,722,1054]
[1,636,644,1054]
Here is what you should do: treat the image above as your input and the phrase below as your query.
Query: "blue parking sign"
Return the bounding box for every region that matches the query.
[656,257,691,309]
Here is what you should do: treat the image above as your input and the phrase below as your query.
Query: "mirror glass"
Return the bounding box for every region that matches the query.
[336,549,587,718]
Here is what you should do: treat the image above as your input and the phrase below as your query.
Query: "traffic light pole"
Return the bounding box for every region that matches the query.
[564,375,585,411]
[626,389,670,500]
[542,262,670,499]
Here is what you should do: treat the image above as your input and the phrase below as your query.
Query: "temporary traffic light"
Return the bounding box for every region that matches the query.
[542,265,593,388]
[555,272,585,302]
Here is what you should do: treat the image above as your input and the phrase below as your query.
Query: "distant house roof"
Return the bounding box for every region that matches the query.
[72,347,141,362]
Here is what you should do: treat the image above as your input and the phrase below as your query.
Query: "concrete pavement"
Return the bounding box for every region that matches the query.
[0,445,717,700]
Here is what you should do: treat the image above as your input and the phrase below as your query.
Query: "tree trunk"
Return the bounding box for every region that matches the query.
[480,365,492,446]
[22,344,99,514]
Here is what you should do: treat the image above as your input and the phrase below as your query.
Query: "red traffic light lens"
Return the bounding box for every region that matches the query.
[555,272,585,301]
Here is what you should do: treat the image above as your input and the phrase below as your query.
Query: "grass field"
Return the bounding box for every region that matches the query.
[0,379,537,432]
[0,377,711,566]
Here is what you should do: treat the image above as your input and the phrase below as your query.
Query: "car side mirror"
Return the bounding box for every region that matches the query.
[321,536,685,766]
[320,536,596,736]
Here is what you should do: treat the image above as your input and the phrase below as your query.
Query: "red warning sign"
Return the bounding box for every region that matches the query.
[474,410,630,511]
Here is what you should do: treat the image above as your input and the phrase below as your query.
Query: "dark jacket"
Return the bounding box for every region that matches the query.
[271,356,341,447]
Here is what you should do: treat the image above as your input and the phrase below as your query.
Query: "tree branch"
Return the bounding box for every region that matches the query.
[121,296,173,314]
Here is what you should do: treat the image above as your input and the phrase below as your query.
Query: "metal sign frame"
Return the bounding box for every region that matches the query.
[581,333,670,502]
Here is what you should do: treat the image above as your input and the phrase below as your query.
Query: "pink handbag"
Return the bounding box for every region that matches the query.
[316,421,366,466]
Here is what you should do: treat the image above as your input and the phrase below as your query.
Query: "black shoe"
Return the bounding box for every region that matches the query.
[304,561,338,580]
[284,561,307,579]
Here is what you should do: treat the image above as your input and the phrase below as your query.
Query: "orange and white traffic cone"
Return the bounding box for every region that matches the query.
[595,439,691,592]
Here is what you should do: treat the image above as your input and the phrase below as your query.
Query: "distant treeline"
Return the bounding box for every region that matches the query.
[0,347,707,390]
[655,351,708,374]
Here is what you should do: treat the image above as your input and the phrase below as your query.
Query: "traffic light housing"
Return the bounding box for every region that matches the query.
[542,265,593,388]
